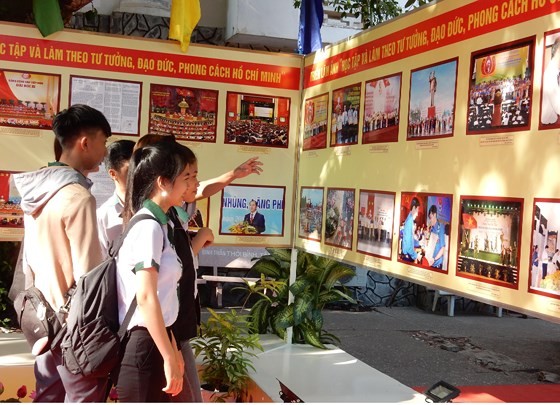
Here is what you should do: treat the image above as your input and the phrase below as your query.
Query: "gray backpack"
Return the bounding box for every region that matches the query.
[61,214,156,377]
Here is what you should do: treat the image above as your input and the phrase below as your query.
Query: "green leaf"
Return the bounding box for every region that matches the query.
[266,248,292,263]
[300,322,327,349]
[289,278,311,296]
[251,257,283,278]
[320,331,341,345]
[309,308,323,331]
[317,290,343,305]
[273,304,294,329]
[293,291,314,325]
[324,265,356,290]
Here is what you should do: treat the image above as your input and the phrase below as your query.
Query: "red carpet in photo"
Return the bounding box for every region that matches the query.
[413,384,560,403]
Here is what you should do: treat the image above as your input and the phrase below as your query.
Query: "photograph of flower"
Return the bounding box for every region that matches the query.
[302,93,329,151]
[456,196,523,289]
[324,188,355,250]
[467,37,534,134]
[407,58,457,140]
[356,190,395,259]
[362,74,401,144]
[398,192,452,273]
[298,187,324,241]
[330,84,361,146]
[528,199,560,299]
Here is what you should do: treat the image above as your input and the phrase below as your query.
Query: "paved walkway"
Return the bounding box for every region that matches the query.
[322,306,560,389]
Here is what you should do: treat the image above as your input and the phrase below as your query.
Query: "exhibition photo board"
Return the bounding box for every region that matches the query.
[0,22,301,246]
[296,0,560,320]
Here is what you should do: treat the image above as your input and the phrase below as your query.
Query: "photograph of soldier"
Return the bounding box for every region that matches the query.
[324,188,355,250]
[299,187,324,241]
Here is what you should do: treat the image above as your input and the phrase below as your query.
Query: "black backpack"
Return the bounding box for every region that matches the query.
[60,213,156,378]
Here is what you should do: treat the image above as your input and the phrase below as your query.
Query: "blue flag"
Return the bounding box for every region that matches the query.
[297,0,324,55]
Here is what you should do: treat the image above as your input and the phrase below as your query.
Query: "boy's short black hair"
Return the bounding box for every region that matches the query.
[52,104,111,149]
[104,140,135,171]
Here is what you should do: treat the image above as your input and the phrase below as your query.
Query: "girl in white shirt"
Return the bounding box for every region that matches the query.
[115,142,197,402]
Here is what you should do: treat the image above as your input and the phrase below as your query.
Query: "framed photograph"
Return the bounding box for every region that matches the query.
[456,196,523,289]
[539,30,560,129]
[324,188,355,250]
[398,192,453,273]
[356,190,395,260]
[0,171,24,239]
[70,76,141,136]
[149,84,217,142]
[528,199,560,299]
[225,92,290,147]
[0,69,60,130]
[302,93,329,151]
[407,58,457,140]
[219,184,286,236]
[298,187,324,241]
[330,83,361,147]
[362,73,402,144]
[467,37,534,134]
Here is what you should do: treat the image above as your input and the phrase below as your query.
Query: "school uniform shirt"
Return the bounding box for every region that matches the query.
[116,202,182,329]
[97,193,124,260]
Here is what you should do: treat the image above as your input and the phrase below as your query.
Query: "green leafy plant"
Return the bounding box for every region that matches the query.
[191,308,263,402]
[244,248,356,349]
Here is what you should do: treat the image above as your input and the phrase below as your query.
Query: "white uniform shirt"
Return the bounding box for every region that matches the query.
[97,193,124,260]
[116,206,182,329]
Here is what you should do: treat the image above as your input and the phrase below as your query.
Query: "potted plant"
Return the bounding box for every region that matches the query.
[244,248,356,349]
[191,308,263,402]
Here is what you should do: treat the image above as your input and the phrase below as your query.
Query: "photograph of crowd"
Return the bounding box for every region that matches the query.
[0,171,23,229]
[299,187,324,241]
[225,92,290,147]
[219,184,285,236]
[362,74,401,144]
[457,196,523,288]
[0,70,60,130]
[149,84,218,142]
[356,190,395,259]
[467,39,533,134]
[528,199,560,298]
[324,188,355,250]
[303,93,329,151]
[330,83,361,146]
[407,59,457,140]
[539,30,560,129]
[398,192,452,272]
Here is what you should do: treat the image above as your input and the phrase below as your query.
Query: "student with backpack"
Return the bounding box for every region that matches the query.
[13,105,111,402]
[114,141,202,401]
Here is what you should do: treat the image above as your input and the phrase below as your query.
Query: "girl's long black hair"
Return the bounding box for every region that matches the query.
[122,140,197,223]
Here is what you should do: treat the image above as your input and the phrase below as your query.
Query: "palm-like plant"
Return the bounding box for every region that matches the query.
[191,308,263,402]
[244,248,356,349]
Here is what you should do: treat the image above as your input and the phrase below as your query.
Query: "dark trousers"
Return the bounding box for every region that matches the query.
[172,339,202,402]
[543,263,548,280]
[116,328,169,403]
[34,347,108,403]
